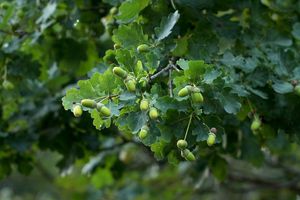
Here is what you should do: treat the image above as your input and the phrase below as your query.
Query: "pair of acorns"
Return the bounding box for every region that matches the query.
[176,140,196,161]
[178,85,204,103]
[140,99,159,120]
[72,99,111,118]
[176,128,217,161]
[137,98,160,140]
[113,67,137,92]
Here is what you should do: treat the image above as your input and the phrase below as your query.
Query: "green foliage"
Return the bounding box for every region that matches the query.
[2,0,300,198]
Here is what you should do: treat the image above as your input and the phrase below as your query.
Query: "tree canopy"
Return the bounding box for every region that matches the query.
[1,0,300,199]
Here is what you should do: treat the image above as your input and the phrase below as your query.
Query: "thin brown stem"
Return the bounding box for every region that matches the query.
[168,68,173,97]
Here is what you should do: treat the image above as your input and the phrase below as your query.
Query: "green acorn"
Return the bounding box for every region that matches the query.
[139,129,148,140]
[177,140,188,150]
[149,107,159,120]
[81,99,97,108]
[207,132,216,146]
[113,67,128,79]
[294,85,300,96]
[110,7,118,15]
[178,87,189,97]
[140,99,149,111]
[97,103,111,117]
[124,78,136,92]
[139,77,148,88]
[191,92,204,103]
[114,44,121,50]
[181,149,196,161]
[73,105,83,117]
[251,117,261,131]
[138,126,149,140]
[2,80,14,90]
[138,129,148,139]
[137,44,150,53]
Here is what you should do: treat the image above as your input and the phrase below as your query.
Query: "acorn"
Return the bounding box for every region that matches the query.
[81,99,97,108]
[294,85,300,96]
[114,44,121,50]
[207,132,216,146]
[149,107,159,120]
[178,87,189,97]
[124,78,136,92]
[139,77,148,88]
[140,99,149,111]
[73,105,83,117]
[177,140,188,150]
[251,117,261,131]
[97,103,111,117]
[138,126,149,140]
[182,149,196,161]
[113,67,128,79]
[137,44,150,53]
[191,92,204,103]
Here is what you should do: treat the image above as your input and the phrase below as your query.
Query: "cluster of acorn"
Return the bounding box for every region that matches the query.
[176,128,217,161]
[137,98,160,140]
[178,85,204,103]
[72,99,111,118]
[176,140,196,161]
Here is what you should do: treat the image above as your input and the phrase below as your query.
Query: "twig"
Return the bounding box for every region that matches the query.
[168,68,173,97]
[184,113,193,140]
[0,29,28,37]
[0,29,13,35]
[150,64,173,80]
[227,173,300,193]
[246,97,255,114]
[93,94,119,101]
[170,0,177,10]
